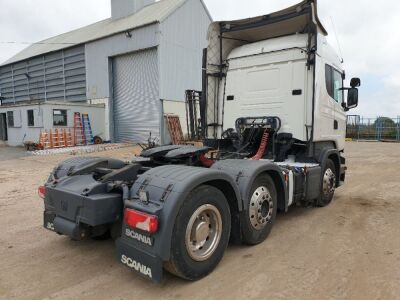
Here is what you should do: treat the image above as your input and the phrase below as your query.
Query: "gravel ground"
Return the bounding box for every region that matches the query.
[0,142,399,300]
[0,146,27,161]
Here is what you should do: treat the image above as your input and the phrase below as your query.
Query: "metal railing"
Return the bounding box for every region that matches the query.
[346,115,400,141]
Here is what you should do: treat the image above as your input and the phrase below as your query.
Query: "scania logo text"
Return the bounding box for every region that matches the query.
[125,228,153,246]
[121,255,152,279]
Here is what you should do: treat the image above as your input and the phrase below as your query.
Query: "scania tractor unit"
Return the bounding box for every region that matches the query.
[40,0,360,283]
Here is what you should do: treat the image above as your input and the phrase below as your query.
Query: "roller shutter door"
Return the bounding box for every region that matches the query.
[112,48,159,143]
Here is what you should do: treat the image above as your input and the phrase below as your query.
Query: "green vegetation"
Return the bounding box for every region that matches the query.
[347,116,399,140]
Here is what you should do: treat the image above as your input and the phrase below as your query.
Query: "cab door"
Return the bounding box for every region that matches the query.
[331,68,347,149]
[327,65,346,150]
[313,63,346,151]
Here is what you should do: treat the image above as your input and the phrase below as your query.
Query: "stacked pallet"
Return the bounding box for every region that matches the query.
[39,129,74,149]
[37,113,95,150]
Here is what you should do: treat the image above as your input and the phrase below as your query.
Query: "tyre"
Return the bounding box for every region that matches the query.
[165,185,231,281]
[240,174,277,245]
[92,231,110,240]
[316,159,336,207]
[110,221,122,240]
[91,225,111,240]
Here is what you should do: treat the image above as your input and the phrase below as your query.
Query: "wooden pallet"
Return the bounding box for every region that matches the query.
[164,114,184,145]
[39,130,51,149]
[39,128,74,149]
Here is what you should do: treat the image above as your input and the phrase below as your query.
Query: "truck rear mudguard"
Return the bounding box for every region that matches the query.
[116,161,287,282]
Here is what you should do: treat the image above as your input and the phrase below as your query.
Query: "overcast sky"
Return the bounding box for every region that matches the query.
[1,0,399,117]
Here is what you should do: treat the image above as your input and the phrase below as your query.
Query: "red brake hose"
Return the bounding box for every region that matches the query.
[199,154,215,168]
[200,130,269,166]
[250,130,269,161]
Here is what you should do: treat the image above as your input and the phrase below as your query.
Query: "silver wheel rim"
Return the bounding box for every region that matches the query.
[323,168,336,197]
[249,186,273,230]
[185,204,223,262]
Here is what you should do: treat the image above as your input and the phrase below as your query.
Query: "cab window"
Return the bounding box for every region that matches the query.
[325,64,343,103]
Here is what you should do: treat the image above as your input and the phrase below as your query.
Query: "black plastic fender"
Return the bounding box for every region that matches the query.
[49,157,126,180]
[318,149,342,188]
[125,165,241,261]
[211,159,288,212]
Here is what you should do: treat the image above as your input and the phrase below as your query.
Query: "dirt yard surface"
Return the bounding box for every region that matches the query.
[0,142,399,300]
[0,146,27,161]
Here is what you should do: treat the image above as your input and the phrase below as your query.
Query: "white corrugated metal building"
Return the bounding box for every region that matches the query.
[0,102,106,146]
[0,0,212,146]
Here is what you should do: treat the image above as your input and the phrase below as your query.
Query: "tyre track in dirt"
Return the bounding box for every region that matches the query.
[0,143,399,300]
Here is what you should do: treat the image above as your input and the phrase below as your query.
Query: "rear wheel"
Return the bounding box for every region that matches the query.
[165,185,231,281]
[91,225,111,240]
[110,221,122,240]
[316,159,336,207]
[240,174,277,245]
[92,231,110,240]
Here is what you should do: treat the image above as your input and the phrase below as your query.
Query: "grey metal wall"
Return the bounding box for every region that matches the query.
[159,0,212,101]
[112,48,160,143]
[0,45,86,104]
[85,23,160,101]
[111,0,155,20]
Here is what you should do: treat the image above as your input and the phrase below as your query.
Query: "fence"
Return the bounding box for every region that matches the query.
[346,115,400,141]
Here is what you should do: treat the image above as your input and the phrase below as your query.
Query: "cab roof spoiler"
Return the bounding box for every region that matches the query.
[208,0,327,44]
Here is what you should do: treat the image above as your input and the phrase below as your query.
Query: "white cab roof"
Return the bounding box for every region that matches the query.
[228,34,309,60]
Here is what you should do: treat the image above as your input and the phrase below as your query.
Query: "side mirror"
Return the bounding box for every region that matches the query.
[350,78,361,88]
[347,88,359,109]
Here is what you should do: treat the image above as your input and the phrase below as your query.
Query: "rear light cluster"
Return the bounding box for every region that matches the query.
[124,208,158,233]
[38,186,46,199]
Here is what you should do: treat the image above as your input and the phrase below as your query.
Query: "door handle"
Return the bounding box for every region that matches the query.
[334,120,338,130]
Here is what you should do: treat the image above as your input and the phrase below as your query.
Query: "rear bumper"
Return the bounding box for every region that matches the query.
[116,237,163,283]
[45,187,123,227]
[43,185,123,239]
[43,211,88,240]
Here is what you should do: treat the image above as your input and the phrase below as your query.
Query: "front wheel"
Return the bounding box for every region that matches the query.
[316,159,337,207]
[165,185,231,281]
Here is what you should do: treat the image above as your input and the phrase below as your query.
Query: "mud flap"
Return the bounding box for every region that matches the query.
[116,238,163,283]
[43,211,56,232]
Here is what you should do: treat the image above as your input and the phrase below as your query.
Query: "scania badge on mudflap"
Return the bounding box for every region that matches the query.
[121,254,153,279]
[125,228,153,246]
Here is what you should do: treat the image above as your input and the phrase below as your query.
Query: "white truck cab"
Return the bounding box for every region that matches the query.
[205,0,359,154]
